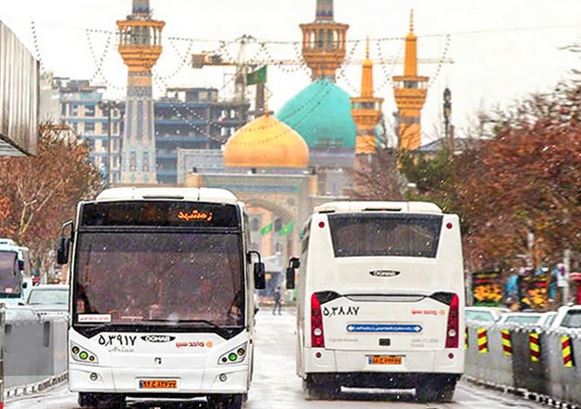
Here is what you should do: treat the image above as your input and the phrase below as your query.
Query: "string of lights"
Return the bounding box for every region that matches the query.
[428,34,452,87]
[85,29,113,85]
[375,38,403,92]
[30,21,44,71]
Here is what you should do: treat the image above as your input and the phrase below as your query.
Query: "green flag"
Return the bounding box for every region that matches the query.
[260,222,273,236]
[279,222,294,237]
[246,66,267,85]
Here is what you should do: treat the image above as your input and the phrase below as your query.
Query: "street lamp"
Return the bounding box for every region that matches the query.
[97,100,123,186]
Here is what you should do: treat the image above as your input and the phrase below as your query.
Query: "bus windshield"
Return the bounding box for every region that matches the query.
[0,251,21,295]
[74,232,244,327]
[328,214,443,258]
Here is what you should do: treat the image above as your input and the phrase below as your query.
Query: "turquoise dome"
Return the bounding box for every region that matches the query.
[276,79,356,150]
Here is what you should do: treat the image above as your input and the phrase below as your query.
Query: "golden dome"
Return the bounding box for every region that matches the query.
[224,115,309,168]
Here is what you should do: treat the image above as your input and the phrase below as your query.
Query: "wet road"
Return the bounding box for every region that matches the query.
[7,311,547,409]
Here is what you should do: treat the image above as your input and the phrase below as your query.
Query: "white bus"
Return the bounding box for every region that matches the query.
[287,201,465,402]
[0,238,33,305]
[57,188,265,409]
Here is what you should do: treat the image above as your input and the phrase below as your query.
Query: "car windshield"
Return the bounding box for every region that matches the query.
[329,214,443,258]
[27,289,68,305]
[562,311,581,329]
[0,251,21,295]
[466,310,495,322]
[74,232,244,327]
[505,315,542,325]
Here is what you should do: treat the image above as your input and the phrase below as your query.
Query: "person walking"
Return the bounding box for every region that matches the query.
[273,286,282,315]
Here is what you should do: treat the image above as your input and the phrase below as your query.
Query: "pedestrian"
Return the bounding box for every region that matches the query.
[273,286,282,315]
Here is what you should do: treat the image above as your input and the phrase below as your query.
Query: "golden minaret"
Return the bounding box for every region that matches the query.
[392,11,429,151]
[351,38,384,155]
[300,0,349,81]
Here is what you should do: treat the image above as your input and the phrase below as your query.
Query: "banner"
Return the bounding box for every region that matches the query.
[260,222,273,236]
[472,270,503,306]
[279,222,294,237]
[519,270,552,310]
[246,66,267,85]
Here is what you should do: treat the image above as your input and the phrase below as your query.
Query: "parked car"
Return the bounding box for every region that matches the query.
[24,284,68,319]
[465,306,507,323]
[550,305,581,330]
[497,312,547,327]
[540,311,558,328]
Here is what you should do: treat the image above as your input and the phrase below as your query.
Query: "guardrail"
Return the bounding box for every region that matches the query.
[466,322,581,408]
[0,304,68,404]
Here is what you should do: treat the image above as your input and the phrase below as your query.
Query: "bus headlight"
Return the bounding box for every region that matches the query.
[71,342,99,364]
[218,343,247,365]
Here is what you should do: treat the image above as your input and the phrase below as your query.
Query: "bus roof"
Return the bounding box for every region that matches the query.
[0,238,18,246]
[315,201,443,214]
[96,187,239,205]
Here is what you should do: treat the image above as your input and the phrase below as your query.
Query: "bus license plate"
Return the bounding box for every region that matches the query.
[368,355,403,365]
[139,380,178,389]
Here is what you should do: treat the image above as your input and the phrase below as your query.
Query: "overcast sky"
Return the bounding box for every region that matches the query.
[1,0,580,143]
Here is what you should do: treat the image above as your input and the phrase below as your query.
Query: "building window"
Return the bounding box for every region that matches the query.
[143,151,150,172]
[71,105,79,117]
[61,104,67,117]
[130,150,137,171]
[85,122,95,134]
[85,105,95,117]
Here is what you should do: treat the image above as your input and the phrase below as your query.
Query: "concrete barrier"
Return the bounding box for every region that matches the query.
[466,321,581,407]
[0,304,68,400]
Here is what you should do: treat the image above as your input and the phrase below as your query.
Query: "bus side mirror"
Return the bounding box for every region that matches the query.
[254,263,266,290]
[57,220,74,266]
[286,267,296,290]
[57,237,70,265]
[22,281,28,290]
[17,260,25,271]
[289,257,300,269]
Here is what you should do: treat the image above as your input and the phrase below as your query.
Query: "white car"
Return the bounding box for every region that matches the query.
[497,312,554,327]
[25,284,68,319]
[465,306,507,323]
[550,305,581,330]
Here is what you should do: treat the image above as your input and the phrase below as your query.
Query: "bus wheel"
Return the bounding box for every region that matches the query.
[77,392,98,408]
[98,394,126,409]
[303,375,339,400]
[416,377,457,403]
[208,394,244,409]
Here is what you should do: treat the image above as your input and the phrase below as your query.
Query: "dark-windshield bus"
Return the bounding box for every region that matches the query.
[328,214,443,258]
[74,232,244,328]
[0,251,21,296]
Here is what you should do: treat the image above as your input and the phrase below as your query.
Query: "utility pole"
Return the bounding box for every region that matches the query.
[443,88,454,152]
[563,249,572,305]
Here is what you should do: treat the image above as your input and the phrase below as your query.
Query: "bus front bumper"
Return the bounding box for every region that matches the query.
[69,363,248,395]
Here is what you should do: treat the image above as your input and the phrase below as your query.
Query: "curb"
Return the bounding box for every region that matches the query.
[4,372,68,401]
[465,376,579,409]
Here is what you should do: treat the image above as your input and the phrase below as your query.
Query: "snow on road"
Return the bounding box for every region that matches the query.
[7,310,548,409]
